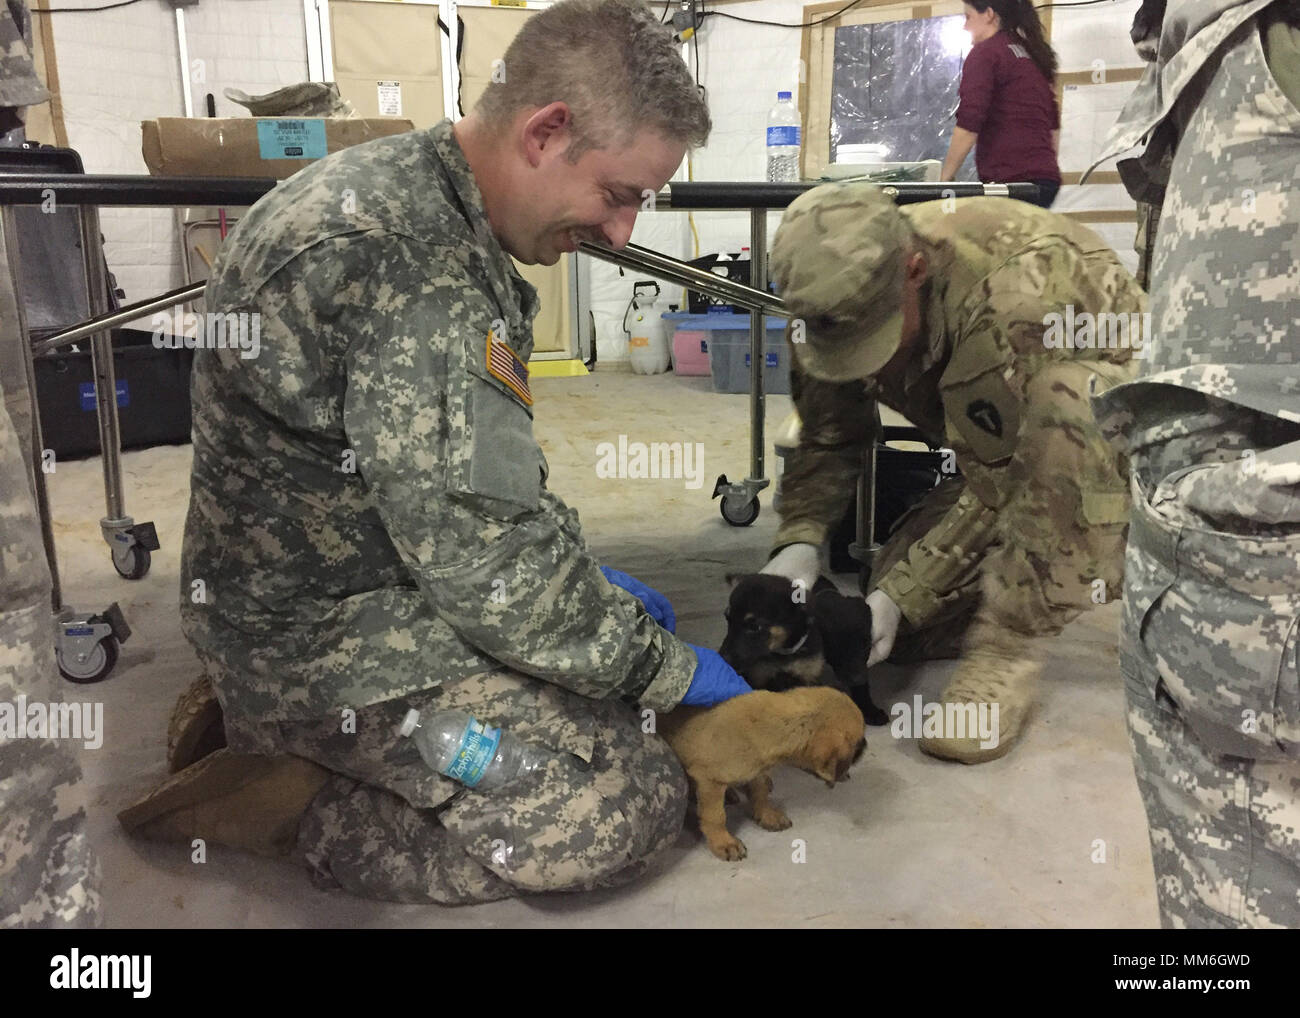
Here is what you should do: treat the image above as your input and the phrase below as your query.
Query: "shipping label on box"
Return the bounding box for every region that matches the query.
[256,119,328,160]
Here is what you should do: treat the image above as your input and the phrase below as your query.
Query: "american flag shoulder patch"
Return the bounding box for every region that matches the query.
[485,330,532,406]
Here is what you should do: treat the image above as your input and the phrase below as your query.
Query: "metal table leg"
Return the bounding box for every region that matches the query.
[748,208,768,488]
[850,401,883,593]
[712,208,772,526]
[77,204,158,580]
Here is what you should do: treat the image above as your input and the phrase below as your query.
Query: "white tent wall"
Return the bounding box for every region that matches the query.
[46,0,183,311]
[1049,0,1145,269]
[182,0,311,119]
[593,0,1146,362]
[39,0,1143,356]
[584,1,805,364]
[45,0,308,314]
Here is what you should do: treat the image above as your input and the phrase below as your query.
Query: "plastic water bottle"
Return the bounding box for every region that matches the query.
[400,709,558,791]
[766,91,801,183]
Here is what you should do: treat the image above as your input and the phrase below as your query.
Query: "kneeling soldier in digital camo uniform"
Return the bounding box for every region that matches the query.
[118,0,754,905]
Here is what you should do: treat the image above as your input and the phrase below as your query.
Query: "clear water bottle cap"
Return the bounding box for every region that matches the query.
[399,708,420,737]
[777,91,792,101]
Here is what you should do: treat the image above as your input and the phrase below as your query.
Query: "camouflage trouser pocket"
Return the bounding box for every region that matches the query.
[1118,488,1173,693]
[438,696,686,891]
[1124,471,1300,761]
[423,669,600,772]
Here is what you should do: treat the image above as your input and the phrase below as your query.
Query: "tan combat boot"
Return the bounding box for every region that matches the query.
[167,675,227,773]
[118,750,330,858]
[919,623,1043,765]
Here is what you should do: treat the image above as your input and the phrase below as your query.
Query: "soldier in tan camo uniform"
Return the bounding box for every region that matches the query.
[763,184,1145,764]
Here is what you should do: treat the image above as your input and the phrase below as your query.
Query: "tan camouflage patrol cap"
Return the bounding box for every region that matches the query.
[770,183,911,382]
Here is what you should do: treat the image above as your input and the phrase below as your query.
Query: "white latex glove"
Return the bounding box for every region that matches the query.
[760,543,821,594]
[865,588,903,667]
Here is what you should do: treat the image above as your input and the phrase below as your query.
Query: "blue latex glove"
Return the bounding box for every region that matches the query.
[680,645,753,707]
[600,565,676,633]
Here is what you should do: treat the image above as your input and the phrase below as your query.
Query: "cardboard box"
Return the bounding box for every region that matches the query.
[141,116,415,179]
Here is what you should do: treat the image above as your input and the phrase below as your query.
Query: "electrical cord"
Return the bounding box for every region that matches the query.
[700,0,1126,30]
[691,0,705,103]
[1034,0,1130,8]
[437,16,467,118]
[700,0,868,30]
[34,0,146,12]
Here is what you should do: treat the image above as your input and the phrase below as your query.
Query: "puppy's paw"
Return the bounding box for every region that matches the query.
[708,834,747,861]
[754,806,792,831]
[853,688,889,726]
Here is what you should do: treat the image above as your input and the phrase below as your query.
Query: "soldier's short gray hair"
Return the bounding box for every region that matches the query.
[474,0,711,162]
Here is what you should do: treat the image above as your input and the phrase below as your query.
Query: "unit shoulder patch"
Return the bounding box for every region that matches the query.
[965,398,1003,438]
[945,369,1021,466]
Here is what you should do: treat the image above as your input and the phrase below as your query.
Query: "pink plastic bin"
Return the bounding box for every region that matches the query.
[671,328,711,376]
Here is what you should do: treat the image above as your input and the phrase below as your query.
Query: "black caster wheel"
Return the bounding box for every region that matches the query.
[719,494,760,527]
[113,544,151,580]
[58,636,119,684]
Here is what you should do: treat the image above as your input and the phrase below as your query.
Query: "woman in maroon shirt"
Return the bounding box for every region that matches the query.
[940,0,1062,208]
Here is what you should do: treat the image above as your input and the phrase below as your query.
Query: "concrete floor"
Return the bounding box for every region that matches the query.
[47,369,1159,927]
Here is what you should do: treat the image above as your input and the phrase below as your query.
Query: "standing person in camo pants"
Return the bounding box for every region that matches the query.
[0,0,49,138]
[0,12,99,928]
[0,388,100,927]
[1090,0,1300,927]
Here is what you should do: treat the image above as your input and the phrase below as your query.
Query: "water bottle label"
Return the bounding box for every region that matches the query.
[766,126,801,147]
[446,718,501,787]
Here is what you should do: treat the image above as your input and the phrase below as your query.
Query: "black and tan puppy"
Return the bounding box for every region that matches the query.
[658,687,866,861]
[719,573,888,726]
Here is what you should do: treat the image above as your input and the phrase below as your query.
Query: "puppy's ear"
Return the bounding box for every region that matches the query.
[802,729,842,787]
[832,731,868,782]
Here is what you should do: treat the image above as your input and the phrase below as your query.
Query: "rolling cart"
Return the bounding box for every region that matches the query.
[0,171,266,683]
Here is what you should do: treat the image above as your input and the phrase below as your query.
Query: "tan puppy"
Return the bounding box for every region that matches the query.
[657,687,867,861]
